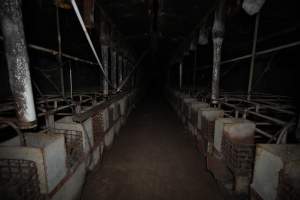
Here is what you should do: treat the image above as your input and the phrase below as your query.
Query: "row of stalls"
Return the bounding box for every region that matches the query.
[166,87,300,200]
[0,89,141,200]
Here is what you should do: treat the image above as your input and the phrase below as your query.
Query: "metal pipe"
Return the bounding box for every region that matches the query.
[101,45,109,96]
[247,13,260,99]
[179,62,183,89]
[111,49,117,90]
[118,54,123,86]
[1,35,98,65]
[56,6,65,97]
[116,51,148,92]
[197,40,300,71]
[192,50,197,88]
[211,1,225,104]
[0,0,37,129]
[69,62,73,99]
[70,0,114,89]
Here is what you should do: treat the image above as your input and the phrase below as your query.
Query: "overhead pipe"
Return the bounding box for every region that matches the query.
[196,40,300,71]
[2,37,98,65]
[0,0,37,129]
[211,1,226,104]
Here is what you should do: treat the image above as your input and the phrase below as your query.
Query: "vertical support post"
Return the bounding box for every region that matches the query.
[193,50,197,89]
[101,45,109,97]
[69,62,73,99]
[122,57,126,86]
[131,62,134,89]
[247,13,260,100]
[211,2,225,104]
[111,49,117,91]
[124,57,127,80]
[0,0,37,128]
[118,54,123,86]
[56,6,65,97]
[179,62,183,89]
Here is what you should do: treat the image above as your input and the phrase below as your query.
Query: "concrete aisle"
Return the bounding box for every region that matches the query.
[81,97,223,200]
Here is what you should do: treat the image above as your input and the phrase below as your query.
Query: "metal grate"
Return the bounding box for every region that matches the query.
[222,134,254,176]
[92,113,106,145]
[201,118,216,143]
[276,170,300,200]
[0,159,45,200]
[53,129,83,168]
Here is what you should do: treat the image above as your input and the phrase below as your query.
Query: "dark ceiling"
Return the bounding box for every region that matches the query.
[100,0,217,63]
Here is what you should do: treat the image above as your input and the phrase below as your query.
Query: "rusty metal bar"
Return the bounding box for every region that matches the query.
[192,50,197,88]
[72,92,127,123]
[56,6,65,97]
[196,40,300,71]
[0,35,98,65]
[116,51,148,92]
[69,62,73,99]
[247,13,260,99]
[111,49,117,90]
[0,0,37,129]
[179,62,183,89]
[118,54,123,86]
[101,45,109,96]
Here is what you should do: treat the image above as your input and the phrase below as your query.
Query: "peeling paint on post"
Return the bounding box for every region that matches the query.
[0,0,37,129]
[211,1,225,104]
[101,45,109,97]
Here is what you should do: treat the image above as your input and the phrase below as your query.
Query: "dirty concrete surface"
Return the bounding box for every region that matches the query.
[81,96,224,200]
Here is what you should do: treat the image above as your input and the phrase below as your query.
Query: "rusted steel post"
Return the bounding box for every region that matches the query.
[101,45,109,97]
[0,0,37,129]
[56,6,65,97]
[111,49,117,90]
[211,1,225,104]
[247,13,260,100]
[118,54,123,86]
[99,20,110,96]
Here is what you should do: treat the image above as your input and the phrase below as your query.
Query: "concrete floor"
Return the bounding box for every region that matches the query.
[81,97,224,200]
